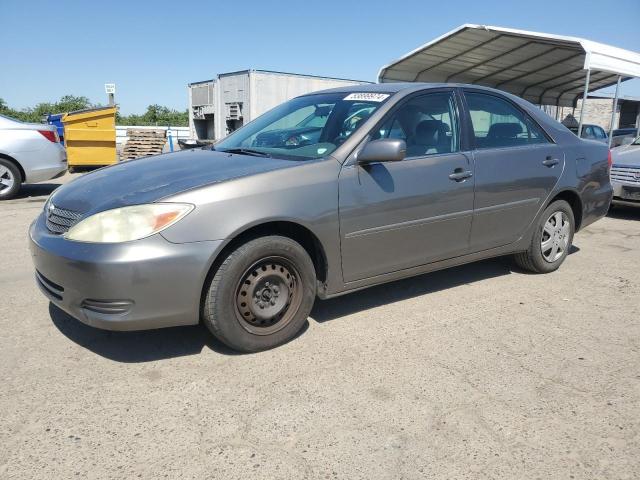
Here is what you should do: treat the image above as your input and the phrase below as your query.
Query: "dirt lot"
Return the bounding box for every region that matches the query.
[1,174,639,479]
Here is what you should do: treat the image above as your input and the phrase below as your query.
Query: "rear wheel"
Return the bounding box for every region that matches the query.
[514,200,574,273]
[203,236,316,352]
[0,158,21,200]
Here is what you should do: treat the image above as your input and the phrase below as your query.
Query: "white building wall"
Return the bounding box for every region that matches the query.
[189,70,370,141]
[188,84,195,139]
[248,71,366,120]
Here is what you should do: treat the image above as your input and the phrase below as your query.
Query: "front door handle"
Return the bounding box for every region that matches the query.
[542,156,560,167]
[449,169,473,182]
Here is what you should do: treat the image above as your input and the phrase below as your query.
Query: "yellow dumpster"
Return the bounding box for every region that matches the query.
[62,106,117,168]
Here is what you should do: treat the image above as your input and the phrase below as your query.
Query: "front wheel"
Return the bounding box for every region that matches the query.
[203,236,317,352]
[513,200,575,273]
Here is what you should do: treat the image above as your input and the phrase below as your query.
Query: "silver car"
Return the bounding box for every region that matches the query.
[29,84,612,352]
[611,136,640,205]
[0,114,67,199]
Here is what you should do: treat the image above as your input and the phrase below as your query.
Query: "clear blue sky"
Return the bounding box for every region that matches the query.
[2,0,639,114]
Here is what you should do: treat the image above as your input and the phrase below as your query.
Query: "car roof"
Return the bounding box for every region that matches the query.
[0,114,55,131]
[307,82,514,96]
[0,114,22,126]
[300,81,582,143]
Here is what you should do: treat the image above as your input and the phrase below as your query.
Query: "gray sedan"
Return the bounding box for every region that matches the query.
[611,136,640,205]
[30,84,612,352]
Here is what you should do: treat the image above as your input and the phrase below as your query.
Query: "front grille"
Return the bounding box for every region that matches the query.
[611,166,640,185]
[46,204,83,234]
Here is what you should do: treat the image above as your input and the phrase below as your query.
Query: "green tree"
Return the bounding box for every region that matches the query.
[0,95,94,123]
[0,97,22,119]
[1,96,188,127]
[117,104,188,127]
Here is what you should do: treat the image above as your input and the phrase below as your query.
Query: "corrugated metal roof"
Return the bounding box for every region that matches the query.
[217,69,371,83]
[378,24,640,107]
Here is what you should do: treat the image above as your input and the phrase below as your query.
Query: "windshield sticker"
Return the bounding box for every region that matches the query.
[343,93,390,102]
[317,147,328,154]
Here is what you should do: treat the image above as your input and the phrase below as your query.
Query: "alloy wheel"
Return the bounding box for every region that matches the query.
[0,165,15,193]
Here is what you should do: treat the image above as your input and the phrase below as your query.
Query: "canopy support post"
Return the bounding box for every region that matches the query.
[607,76,622,148]
[577,69,591,138]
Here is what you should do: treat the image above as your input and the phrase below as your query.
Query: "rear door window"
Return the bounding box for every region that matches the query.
[464,92,549,149]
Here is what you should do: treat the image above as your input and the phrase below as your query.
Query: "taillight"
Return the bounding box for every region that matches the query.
[607,149,612,175]
[37,130,58,143]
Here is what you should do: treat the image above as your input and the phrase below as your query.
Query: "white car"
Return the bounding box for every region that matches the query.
[0,114,67,199]
[611,136,640,206]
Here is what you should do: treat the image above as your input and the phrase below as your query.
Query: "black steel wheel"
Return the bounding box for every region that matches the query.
[203,236,316,352]
[235,256,303,335]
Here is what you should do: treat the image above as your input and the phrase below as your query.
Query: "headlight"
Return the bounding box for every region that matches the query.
[64,203,194,243]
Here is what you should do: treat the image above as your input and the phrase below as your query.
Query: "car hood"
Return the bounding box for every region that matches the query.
[50,149,300,214]
[612,144,640,167]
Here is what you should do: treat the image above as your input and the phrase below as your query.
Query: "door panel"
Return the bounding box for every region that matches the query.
[470,144,564,250]
[339,152,474,282]
[462,90,565,252]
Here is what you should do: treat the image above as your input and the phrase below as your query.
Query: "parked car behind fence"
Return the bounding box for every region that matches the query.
[567,124,608,143]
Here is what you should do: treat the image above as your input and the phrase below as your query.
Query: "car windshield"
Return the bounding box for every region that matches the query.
[214,92,390,160]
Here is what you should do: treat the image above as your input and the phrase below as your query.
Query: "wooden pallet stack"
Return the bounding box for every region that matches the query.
[120,129,167,160]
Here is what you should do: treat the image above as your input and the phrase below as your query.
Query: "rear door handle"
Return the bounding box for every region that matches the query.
[449,169,473,182]
[542,156,560,167]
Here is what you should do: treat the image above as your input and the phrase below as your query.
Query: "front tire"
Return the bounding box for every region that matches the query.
[203,236,317,352]
[514,200,575,273]
[0,158,21,200]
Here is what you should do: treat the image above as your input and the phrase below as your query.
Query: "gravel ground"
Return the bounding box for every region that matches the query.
[1,174,639,479]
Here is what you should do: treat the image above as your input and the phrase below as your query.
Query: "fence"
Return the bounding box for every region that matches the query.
[115,125,190,145]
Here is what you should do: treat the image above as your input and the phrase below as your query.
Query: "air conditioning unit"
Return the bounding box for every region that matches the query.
[226,103,243,121]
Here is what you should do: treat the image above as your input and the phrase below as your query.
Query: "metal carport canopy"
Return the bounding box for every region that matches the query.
[378,24,640,108]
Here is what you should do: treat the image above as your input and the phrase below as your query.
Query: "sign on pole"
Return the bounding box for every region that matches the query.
[105,83,116,106]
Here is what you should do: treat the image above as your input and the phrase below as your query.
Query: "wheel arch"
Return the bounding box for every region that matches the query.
[201,220,330,309]
[547,189,583,231]
[0,153,25,183]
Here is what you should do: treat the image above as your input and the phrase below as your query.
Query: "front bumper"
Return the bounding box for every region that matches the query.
[611,180,640,206]
[29,212,223,331]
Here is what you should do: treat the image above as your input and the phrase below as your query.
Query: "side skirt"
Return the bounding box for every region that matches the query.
[318,240,527,300]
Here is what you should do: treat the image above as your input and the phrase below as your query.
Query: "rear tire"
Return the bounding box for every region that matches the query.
[514,200,575,273]
[0,158,21,200]
[203,236,316,353]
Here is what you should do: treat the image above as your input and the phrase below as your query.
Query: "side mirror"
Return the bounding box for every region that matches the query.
[357,138,406,164]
